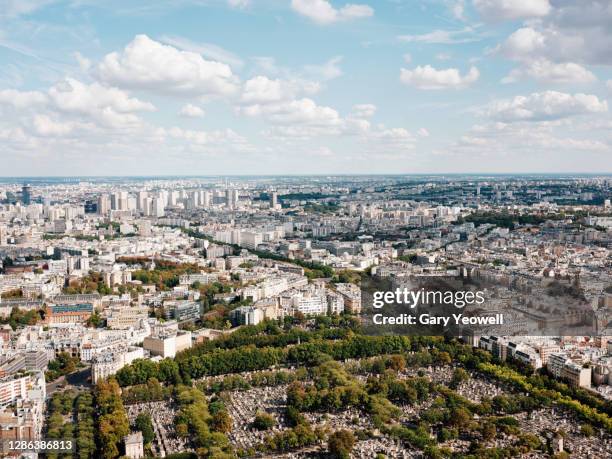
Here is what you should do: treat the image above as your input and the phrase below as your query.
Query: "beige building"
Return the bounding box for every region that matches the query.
[561,361,591,388]
[334,283,362,313]
[106,306,149,329]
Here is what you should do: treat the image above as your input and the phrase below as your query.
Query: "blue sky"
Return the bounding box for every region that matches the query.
[0,0,611,175]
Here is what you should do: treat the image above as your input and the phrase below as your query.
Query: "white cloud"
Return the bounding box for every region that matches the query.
[49,78,154,114]
[97,35,239,97]
[498,27,546,61]
[495,3,612,68]
[48,78,155,127]
[497,26,598,84]
[160,126,247,147]
[303,56,343,80]
[240,97,343,127]
[456,121,607,155]
[1,0,56,18]
[0,89,47,108]
[375,127,413,142]
[239,77,412,146]
[485,91,608,122]
[0,76,168,163]
[239,80,401,144]
[251,99,374,139]
[237,67,344,139]
[352,104,377,118]
[291,0,373,25]
[340,3,374,20]
[32,114,76,137]
[74,52,91,72]
[417,127,430,137]
[227,0,250,9]
[241,76,290,105]
[502,60,596,84]
[398,27,480,44]
[452,1,466,21]
[179,103,205,118]
[607,80,612,91]
[158,35,244,69]
[0,74,254,169]
[345,117,371,133]
[361,126,417,153]
[240,76,319,105]
[400,65,479,89]
[473,0,551,21]
[242,56,338,111]
[311,146,334,157]
[262,109,419,157]
[545,1,612,65]
[251,57,281,75]
[0,127,28,143]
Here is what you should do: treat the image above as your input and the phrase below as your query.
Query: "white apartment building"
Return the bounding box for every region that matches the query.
[230,306,264,326]
[240,231,263,250]
[91,346,144,383]
[291,291,328,316]
[143,330,192,359]
[0,372,45,410]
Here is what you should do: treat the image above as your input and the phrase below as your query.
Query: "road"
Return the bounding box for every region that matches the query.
[46,366,92,396]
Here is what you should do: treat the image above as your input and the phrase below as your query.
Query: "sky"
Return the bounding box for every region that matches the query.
[0,0,611,176]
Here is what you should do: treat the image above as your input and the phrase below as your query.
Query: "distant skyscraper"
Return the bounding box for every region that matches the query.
[111,191,128,210]
[167,190,178,207]
[188,191,199,209]
[137,191,148,211]
[97,195,111,215]
[202,190,211,207]
[21,184,31,205]
[271,191,278,208]
[152,197,165,217]
[226,189,238,208]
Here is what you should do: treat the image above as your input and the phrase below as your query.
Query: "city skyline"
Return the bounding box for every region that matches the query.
[1,0,611,175]
[3,172,612,179]
[1,169,611,456]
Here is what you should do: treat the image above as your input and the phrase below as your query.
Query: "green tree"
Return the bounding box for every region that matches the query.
[134,413,155,445]
[450,368,469,389]
[328,430,355,459]
[211,410,233,434]
[253,411,276,431]
[580,424,595,437]
[87,311,103,328]
[95,380,129,459]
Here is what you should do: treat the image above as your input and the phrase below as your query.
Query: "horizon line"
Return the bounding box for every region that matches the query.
[2,172,612,179]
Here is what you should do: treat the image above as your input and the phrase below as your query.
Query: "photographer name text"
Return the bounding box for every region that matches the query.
[372,312,504,326]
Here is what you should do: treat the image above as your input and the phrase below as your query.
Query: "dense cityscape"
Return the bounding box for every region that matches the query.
[0,174,611,458]
[2,0,612,457]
